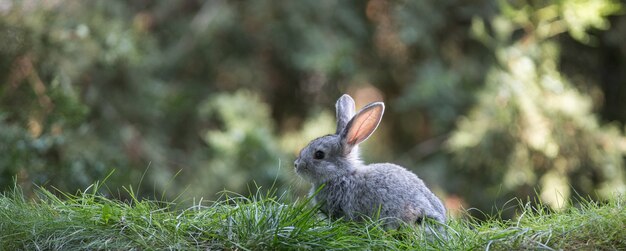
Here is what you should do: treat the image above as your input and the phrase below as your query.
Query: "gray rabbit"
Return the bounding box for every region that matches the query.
[294,94,446,228]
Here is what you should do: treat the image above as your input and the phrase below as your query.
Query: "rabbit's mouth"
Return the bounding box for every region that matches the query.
[294,163,306,176]
[294,159,303,172]
[294,160,312,179]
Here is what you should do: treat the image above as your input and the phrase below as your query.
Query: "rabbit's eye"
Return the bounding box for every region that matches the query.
[314,150,325,159]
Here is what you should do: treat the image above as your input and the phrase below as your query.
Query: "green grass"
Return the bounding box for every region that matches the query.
[1,183,624,250]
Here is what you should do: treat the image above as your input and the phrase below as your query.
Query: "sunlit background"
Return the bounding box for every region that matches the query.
[1,0,626,219]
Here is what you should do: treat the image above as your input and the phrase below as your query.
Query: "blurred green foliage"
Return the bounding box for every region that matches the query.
[191,90,286,196]
[449,0,626,214]
[1,0,626,218]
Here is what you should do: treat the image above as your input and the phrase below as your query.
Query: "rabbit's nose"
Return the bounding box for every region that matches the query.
[294,158,300,168]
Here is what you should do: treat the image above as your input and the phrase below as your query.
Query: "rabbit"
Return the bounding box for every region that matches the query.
[294,94,446,229]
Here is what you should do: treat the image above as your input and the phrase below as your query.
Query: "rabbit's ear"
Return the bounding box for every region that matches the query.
[336,94,356,134]
[340,102,384,153]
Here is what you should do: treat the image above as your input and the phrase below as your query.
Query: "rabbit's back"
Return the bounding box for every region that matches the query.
[352,163,446,225]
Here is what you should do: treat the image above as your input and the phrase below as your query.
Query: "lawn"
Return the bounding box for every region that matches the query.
[1,182,624,250]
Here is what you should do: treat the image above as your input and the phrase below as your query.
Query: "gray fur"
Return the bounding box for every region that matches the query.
[335,94,356,134]
[294,94,446,228]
